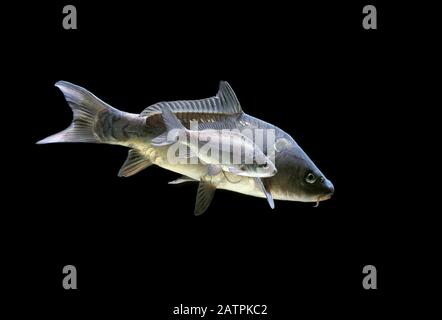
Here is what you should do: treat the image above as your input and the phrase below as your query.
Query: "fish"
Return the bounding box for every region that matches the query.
[37,80,334,215]
[151,106,278,178]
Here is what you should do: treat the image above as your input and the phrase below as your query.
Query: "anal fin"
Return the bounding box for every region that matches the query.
[118,149,153,177]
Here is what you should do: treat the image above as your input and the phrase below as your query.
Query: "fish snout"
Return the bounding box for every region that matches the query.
[325,179,334,195]
[315,179,334,203]
[318,179,334,202]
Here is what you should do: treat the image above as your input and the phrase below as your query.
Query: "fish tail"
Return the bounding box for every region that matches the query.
[36,81,119,144]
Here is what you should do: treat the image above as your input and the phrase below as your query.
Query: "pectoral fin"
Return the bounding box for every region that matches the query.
[255,178,275,209]
[169,176,198,184]
[194,181,216,216]
[118,149,152,177]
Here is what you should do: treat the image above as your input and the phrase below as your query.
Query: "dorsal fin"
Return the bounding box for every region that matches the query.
[216,81,241,113]
[140,81,242,118]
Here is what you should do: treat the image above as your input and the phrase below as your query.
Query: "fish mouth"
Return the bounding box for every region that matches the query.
[319,193,333,201]
[313,193,333,207]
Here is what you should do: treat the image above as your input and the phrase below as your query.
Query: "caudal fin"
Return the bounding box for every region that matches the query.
[37,81,116,144]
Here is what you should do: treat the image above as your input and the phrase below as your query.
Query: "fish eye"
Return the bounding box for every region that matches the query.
[305,172,317,184]
[257,163,269,169]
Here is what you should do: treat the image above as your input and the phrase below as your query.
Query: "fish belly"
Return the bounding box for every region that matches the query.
[142,145,265,199]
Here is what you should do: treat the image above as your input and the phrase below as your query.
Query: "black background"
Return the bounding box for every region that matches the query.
[5,0,438,318]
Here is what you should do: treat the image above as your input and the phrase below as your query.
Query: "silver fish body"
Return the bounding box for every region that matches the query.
[37,81,334,214]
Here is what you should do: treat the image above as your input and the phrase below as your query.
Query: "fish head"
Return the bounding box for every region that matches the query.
[243,162,277,178]
[234,149,278,177]
[252,154,278,177]
[269,141,334,203]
